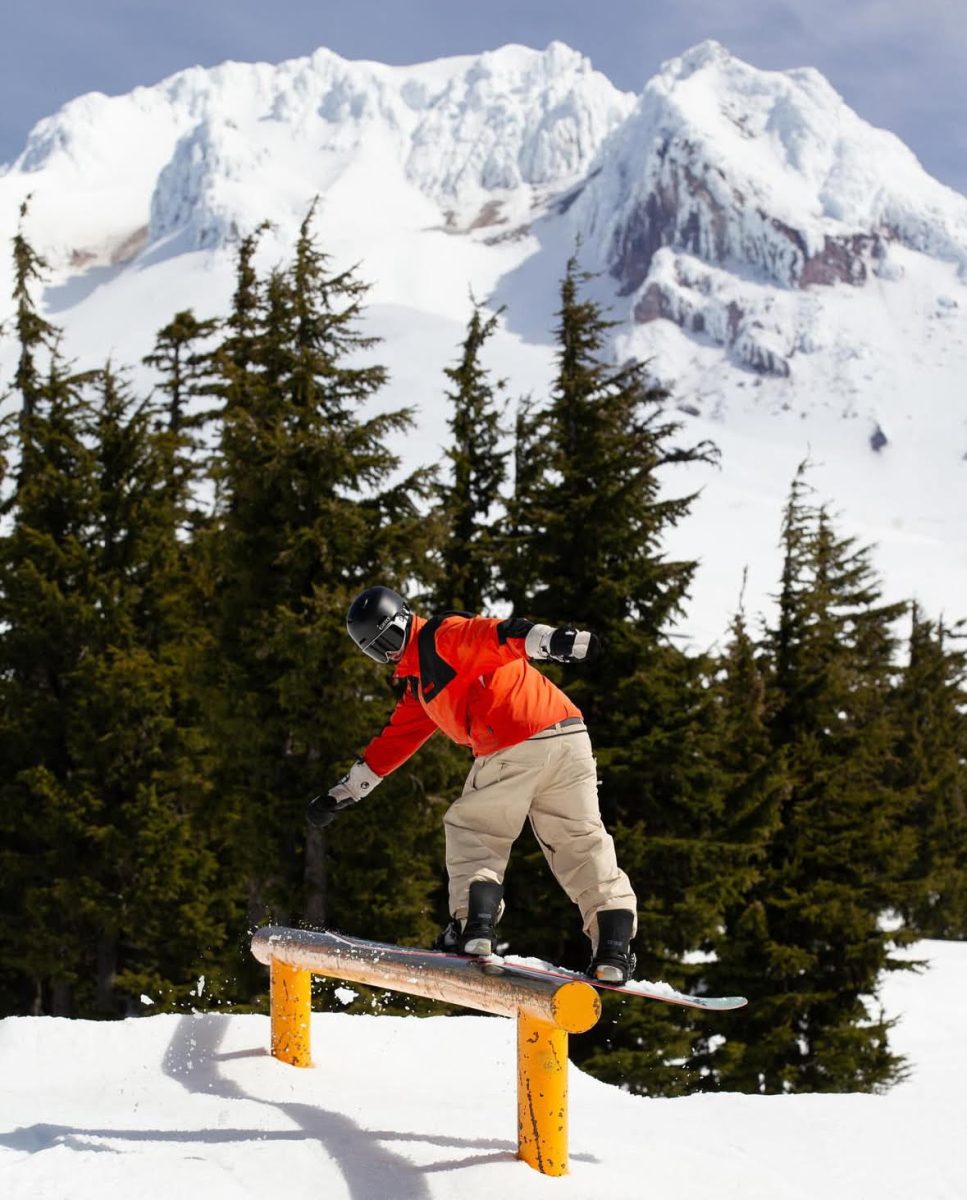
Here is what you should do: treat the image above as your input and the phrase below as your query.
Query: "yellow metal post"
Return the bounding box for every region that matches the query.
[270,958,312,1067]
[517,1011,570,1176]
[254,926,602,1174]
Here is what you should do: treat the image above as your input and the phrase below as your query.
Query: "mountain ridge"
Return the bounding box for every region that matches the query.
[0,39,964,642]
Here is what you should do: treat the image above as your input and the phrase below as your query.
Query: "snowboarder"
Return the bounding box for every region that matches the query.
[307,585,638,983]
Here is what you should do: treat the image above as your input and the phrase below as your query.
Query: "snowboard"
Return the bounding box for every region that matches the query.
[481,954,748,1011]
[323,931,747,1012]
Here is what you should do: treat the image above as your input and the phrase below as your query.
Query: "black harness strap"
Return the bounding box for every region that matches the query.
[496,617,534,644]
[417,611,472,702]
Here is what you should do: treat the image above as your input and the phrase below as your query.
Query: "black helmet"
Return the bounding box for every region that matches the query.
[346,586,413,663]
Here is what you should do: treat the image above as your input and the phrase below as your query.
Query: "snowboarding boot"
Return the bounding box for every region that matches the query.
[433,919,461,953]
[589,909,637,984]
[458,879,504,956]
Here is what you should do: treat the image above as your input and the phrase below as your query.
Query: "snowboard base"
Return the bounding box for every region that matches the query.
[485,954,748,1011]
[323,931,747,1012]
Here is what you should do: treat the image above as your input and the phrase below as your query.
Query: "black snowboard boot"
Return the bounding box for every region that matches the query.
[589,909,637,984]
[459,879,504,956]
[433,919,461,953]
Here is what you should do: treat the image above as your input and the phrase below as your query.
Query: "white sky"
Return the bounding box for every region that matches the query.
[2,0,965,195]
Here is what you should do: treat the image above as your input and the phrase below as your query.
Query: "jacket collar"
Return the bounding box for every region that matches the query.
[392,612,425,679]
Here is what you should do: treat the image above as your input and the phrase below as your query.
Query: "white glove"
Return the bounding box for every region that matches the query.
[329,759,383,804]
[524,624,599,663]
[307,759,383,829]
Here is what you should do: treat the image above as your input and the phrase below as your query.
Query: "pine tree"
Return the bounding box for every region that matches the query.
[432,303,508,613]
[889,607,967,937]
[206,208,448,981]
[694,602,788,1087]
[143,309,220,434]
[496,255,728,1094]
[0,349,101,1014]
[11,202,57,423]
[142,308,220,523]
[504,256,716,632]
[0,207,102,1012]
[714,470,912,1092]
[71,365,229,1013]
[500,395,549,617]
[0,216,226,1016]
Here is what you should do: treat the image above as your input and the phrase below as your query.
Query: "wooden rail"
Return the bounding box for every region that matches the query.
[251,925,601,1176]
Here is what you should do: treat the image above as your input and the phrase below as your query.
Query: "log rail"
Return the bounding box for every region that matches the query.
[251,925,601,1176]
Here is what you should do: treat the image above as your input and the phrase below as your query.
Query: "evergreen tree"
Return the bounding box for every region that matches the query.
[889,607,967,937]
[143,308,221,527]
[0,348,101,1014]
[0,217,225,1016]
[206,208,448,982]
[143,309,220,435]
[500,394,548,617]
[713,470,912,1092]
[71,365,229,1013]
[693,601,788,1086]
[713,599,788,852]
[496,255,730,1094]
[11,201,57,426]
[505,255,716,632]
[432,303,508,613]
[0,208,100,1012]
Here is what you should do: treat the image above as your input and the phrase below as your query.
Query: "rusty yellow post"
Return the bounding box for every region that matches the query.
[270,958,312,1067]
[517,1011,570,1175]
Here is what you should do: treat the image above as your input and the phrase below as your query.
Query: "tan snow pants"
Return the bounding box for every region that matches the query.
[443,722,637,949]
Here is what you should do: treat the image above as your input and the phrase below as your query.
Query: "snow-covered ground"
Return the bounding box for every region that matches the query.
[0,939,963,1199]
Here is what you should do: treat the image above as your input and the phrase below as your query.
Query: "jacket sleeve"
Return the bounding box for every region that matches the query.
[435,615,535,672]
[361,681,438,777]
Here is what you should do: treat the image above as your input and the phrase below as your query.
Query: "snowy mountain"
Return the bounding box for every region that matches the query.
[0,42,631,270]
[1,40,965,642]
[0,939,964,1198]
[568,40,967,387]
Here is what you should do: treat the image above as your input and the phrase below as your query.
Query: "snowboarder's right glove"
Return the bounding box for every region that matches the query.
[524,624,599,664]
[306,759,382,829]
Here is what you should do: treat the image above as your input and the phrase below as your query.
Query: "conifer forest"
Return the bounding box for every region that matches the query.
[2,206,965,1098]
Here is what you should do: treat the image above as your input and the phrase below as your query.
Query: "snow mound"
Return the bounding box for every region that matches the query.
[0,940,963,1198]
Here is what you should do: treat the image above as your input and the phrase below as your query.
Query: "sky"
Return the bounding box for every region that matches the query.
[2,0,965,194]
[0,939,964,1198]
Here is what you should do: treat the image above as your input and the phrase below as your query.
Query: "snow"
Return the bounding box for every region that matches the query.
[0,939,963,1198]
[0,41,631,268]
[575,39,967,281]
[1,42,964,1196]
[0,39,966,645]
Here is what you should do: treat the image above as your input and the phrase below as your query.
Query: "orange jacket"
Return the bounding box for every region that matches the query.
[361,613,582,776]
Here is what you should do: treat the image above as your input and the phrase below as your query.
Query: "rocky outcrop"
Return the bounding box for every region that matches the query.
[609,165,883,298]
[631,252,794,377]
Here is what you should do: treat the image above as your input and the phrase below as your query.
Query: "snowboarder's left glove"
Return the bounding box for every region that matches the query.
[306,759,382,828]
[525,625,599,663]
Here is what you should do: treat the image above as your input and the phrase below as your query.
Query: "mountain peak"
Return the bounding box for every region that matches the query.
[1,39,634,268]
[1,39,965,642]
[574,41,967,284]
[662,38,734,80]
[562,42,967,380]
